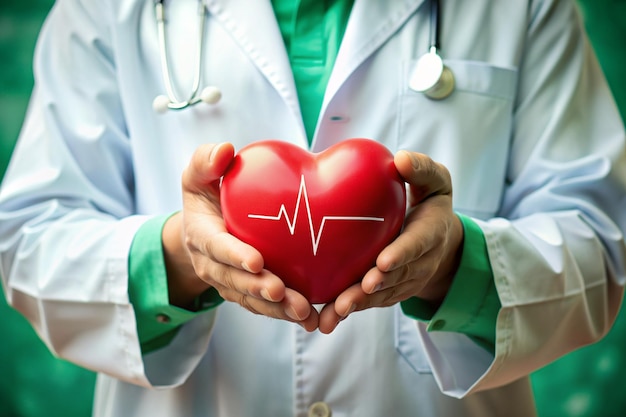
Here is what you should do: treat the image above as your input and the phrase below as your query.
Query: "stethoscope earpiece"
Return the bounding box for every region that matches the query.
[152,95,171,114]
[200,86,222,105]
[152,85,222,114]
[153,0,222,114]
[152,0,452,114]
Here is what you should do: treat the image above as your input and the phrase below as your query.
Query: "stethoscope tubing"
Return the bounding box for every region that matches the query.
[152,0,453,113]
[155,0,206,110]
[430,0,441,51]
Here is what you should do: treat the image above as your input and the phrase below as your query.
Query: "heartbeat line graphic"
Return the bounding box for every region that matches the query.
[248,175,385,255]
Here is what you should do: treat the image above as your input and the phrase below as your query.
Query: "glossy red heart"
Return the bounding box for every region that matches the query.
[220,139,406,304]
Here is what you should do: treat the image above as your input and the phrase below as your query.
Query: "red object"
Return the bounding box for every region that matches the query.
[221,139,407,303]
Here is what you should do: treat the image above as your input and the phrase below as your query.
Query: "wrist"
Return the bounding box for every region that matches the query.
[418,212,464,304]
[162,212,212,308]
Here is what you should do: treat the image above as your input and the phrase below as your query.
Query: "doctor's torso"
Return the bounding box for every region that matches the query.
[51,0,542,415]
[103,0,525,220]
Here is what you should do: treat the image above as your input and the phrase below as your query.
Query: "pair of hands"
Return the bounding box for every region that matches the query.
[162,142,464,334]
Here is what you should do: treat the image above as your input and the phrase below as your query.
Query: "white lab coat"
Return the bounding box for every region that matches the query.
[1,0,625,416]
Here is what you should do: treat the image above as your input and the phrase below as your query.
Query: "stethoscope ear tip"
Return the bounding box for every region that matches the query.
[153,95,171,114]
[200,86,222,105]
[152,86,223,113]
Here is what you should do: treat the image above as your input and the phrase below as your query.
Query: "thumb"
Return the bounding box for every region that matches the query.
[183,142,235,194]
[394,150,452,205]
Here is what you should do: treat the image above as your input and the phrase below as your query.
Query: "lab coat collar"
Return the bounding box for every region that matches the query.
[203,0,306,140]
[202,0,427,143]
[324,0,427,105]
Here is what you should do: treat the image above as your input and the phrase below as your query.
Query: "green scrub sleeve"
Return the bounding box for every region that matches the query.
[401,214,501,354]
[128,214,223,354]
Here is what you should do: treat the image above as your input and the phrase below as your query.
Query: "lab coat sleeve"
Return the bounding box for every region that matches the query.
[0,0,215,388]
[402,214,500,353]
[418,0,626,397]
[128,214,223,355]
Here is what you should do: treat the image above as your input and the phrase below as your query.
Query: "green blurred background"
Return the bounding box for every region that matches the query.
[0,1,624,416]
[0,3,97,417]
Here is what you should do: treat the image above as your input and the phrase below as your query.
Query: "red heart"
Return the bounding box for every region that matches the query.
[220,139,406,303]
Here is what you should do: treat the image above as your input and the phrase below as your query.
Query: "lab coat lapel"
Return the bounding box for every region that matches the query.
[323,0,427,108]
[203,0,303,133]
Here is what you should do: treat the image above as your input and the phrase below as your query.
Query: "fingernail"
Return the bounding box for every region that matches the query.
[260,288,274,302]
[241,261,254,273]
[342,303,356,318]
[209,143,223,164]
[285,306,303,321]
[372,282,383,293]
[406,151,419,169]
[385,261,396,271]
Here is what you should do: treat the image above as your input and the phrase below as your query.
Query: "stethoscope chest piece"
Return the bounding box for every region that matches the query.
[409,48,455,100]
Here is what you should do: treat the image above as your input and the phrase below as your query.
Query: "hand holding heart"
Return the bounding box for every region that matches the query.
[162,141,463,333]
[162,143,319,331]
[317,150,463,333]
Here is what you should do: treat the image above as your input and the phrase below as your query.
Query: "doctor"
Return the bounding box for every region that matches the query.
[1,0,625,416]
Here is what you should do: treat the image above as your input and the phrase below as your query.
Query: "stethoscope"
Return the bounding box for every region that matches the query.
[152,0,221,113]
[152,0,454,114]
[408,0,455,99]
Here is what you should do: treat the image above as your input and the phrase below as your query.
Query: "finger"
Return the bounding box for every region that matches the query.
[373,195,450,276]
[197,262,285,302]
[181,142,237,252]
[318,302,342,334]
[394,150,452,204]
[186,216,265,274]
[183,142,235,195]
[375,213,434,272]
[216,283,317,328]
[283,289,319,331]
[181,142,264,272]
[361,282,423,309]
[317,282,364,334]
[319,278,413,334]
[362,252,437,296]
[321,278,423,332]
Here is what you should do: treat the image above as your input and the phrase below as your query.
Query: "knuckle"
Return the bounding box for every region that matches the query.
[380,285,402,305]
[183,233,195,251]
[399,262,415,281]
[213,265,235,288]
[436,161,451,179]
[238,294,261,315]
[203,234,221,260]
[214,286,237,303]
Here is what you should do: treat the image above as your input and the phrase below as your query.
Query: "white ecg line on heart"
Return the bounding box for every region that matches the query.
[247,175,385,255]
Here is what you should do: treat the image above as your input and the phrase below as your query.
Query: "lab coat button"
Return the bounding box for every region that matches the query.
[328,115,349,123]
[308,401,332,417]
[431,319,446,330]
[156,313,171,324]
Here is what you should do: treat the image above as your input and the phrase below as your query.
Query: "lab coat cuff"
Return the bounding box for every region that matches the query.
[401,213,500,353]
[128,213,223,354]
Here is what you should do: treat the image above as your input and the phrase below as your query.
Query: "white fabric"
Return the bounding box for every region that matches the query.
[1,0,625,416]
